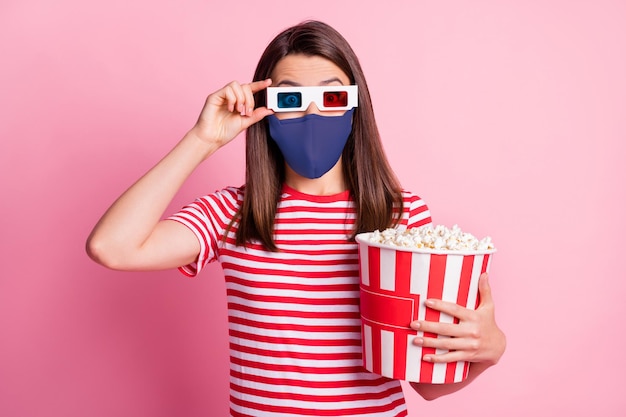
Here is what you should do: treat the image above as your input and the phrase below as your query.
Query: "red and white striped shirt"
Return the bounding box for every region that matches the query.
[169,185,432,416]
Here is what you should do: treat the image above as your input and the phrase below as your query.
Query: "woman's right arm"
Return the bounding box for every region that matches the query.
[86,79,273,271]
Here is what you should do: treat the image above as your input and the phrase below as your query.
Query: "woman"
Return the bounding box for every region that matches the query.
[87,20,505,416]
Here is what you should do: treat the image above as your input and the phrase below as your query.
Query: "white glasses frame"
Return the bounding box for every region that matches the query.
[266,85,359,112]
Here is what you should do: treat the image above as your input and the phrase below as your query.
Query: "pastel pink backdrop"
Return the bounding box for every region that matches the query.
[1,1,625,416]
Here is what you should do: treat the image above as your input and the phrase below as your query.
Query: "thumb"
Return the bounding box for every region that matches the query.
[477,273,494,307]
[241,107,274,129]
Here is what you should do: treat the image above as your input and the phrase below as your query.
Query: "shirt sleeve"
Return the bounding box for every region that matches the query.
[400,190,433,230]
[167,186,242,277]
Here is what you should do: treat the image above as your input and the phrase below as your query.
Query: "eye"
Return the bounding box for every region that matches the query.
[323,91,348,107]
[277,92,302,108]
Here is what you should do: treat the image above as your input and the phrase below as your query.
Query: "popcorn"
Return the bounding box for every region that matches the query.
[368,224,495,251]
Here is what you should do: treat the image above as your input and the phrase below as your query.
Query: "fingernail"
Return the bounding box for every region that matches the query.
[425,299,435,307]
[410,321,420,330]
[423,355,433,362]
[413,337,423,346]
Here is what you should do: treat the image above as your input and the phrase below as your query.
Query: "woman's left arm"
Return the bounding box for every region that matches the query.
[409,273,506,400]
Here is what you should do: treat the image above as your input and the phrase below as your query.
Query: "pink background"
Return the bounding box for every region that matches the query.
[1,1,625,416]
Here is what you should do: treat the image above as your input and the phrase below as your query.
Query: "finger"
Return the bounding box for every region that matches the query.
[235,80,271,116]
[413,333,478,351]
[222,85,239,113]
[412,320,462,338]
[241,83,257,116]
[240,107,274,129]
[248,78,272,94]
[413,336,479,363]
[226,81,248,115]
[421,298,472,322]
[422,350,470,364]
[245,79,272,115]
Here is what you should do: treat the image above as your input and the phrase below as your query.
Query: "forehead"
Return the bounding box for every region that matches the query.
[271,54,350,86]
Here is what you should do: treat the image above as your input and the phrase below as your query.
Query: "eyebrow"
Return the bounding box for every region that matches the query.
[275,77,346,87]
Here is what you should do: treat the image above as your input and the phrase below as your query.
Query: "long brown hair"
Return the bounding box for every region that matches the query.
[234,20,404,250]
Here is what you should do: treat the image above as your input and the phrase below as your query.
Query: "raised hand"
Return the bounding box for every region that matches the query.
[188,79,274,149]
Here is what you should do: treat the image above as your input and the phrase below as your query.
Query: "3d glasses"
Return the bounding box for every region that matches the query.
[266,85,358,112]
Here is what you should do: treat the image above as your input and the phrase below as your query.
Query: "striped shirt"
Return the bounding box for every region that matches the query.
[169,185,432,416]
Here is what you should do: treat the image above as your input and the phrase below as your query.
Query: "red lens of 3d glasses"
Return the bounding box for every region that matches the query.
[323,91,348,107]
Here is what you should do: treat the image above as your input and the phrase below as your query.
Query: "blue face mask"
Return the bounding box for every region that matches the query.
[267,109,354,179]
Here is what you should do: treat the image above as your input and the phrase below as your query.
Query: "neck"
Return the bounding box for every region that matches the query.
[284,158,346,196]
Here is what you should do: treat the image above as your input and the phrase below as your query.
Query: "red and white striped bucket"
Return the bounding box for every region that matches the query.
[355,232,495,384]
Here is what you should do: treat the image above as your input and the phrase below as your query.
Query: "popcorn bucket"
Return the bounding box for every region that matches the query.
[355,232,496,384]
